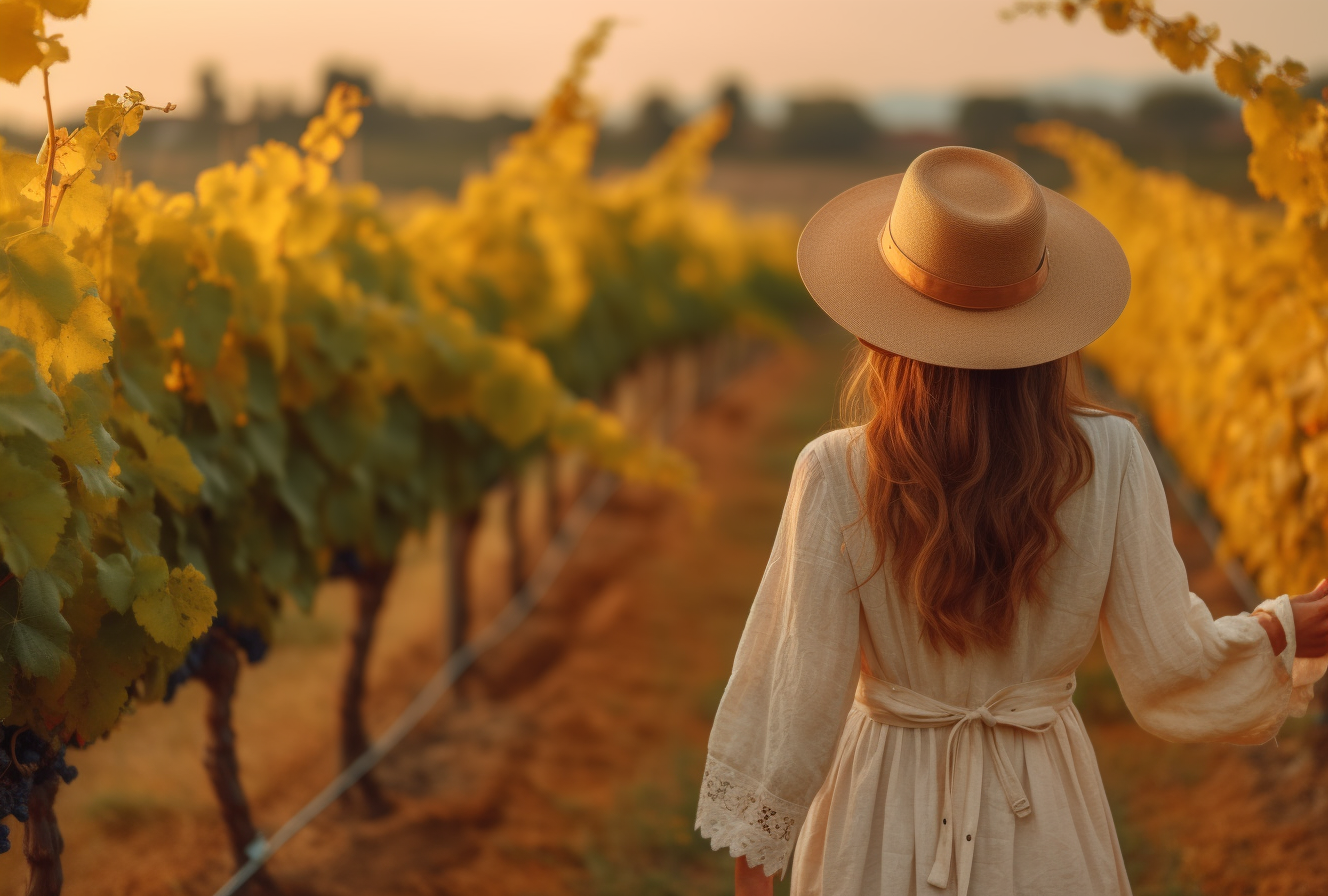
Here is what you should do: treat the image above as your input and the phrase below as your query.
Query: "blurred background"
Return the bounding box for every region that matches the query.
[4,0,1326,214]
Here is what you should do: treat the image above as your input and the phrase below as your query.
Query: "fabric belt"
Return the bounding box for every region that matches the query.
[854,671,1076,896]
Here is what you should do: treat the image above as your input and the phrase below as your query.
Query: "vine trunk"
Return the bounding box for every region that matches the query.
[23,772,61,896]
[200,630,279,894]
[340,564,394,817]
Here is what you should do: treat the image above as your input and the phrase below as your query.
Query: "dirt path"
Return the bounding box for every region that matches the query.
[2,326,1325,895]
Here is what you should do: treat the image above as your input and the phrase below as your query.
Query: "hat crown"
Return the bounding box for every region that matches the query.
[890,147,1047,289]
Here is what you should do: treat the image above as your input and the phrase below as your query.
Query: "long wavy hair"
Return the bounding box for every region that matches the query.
[840,341,1128,654]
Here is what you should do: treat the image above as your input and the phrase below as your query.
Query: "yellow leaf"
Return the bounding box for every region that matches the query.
[1,229,97,323]
[0,1,42,85]
[40,0,87,17]
[38,293,113,385]
[38,33,67,70]
[1095,0,1134,32]
[469,340,558,448]
[52,173,108,236]
[132,565,215,651]
[299,82,368,165]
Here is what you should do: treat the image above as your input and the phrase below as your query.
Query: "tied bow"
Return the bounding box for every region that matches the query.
[854,672,1076,896]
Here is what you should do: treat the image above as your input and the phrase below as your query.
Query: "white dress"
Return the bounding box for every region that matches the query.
[696,414,1323,896]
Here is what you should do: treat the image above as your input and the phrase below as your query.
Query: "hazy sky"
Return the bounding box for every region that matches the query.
[2,0,1325,130]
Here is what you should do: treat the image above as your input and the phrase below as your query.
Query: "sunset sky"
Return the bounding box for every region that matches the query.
[1,0,1325,131]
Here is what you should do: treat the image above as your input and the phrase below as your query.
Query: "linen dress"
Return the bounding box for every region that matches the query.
[696,412,1324,896]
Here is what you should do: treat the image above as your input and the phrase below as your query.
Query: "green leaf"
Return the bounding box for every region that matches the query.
[131,554,169,598]
[0,569,73,678]
[0,445,70,576]
[179,282,232,369]
[118,505,161,559]
[94,552,134,614]
[0,330,66,440]
[114,403,204,511]
[52,373,123,499]
[241,415,286,478]
[2,230,98,323]
[275,451,326,548]
[59,610,158,742]
[132,565,215,650]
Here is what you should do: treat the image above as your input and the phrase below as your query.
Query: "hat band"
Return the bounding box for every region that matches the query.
[880,217,1050,311]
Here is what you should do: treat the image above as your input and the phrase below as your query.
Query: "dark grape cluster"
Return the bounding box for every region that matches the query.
[0,727,78,854]
[163,618,269,703]
[328,548,364,578]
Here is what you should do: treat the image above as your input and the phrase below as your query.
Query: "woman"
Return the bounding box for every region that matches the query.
[695,146,1328,896]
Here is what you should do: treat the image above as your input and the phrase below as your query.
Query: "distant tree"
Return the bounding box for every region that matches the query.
[713,78,759,156]
[1136,87,1232,146]
[631,90,680,154]
[196,66,226,124]
[779,97,876,157]
[323,67,375,103]
[1302,74,1328,101]
[957,96,1034,151]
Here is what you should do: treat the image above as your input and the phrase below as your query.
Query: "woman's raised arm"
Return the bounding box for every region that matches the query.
[1099,427,1328,743]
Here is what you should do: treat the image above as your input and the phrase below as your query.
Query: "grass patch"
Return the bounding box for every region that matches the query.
[84,791,182,835]
[1105,780,1203,896]
[583,747,793,896]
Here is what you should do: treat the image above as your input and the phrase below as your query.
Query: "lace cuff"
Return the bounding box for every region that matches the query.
[694,754,808,878]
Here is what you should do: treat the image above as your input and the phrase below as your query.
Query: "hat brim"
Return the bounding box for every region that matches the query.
[796,174,1130,369]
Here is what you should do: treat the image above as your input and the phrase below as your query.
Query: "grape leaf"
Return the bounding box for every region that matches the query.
[53,174,109,235]
[0,568,73,678]
[35,293,114,386]
[113,402,204,511]
[40,0,88,19]
[94,552,134,614]
[179,281,233,368]
[58,610,158,741]
[131,554,168,598]
[0,446,70,576]
[51,372,122,498]
[0,330,65,440]
[2,230,98,323]
[0,1,42,85]
[131,565,215,650]
[470,340,558,447]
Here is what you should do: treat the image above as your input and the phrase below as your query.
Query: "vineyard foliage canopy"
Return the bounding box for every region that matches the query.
[0,3,804,753]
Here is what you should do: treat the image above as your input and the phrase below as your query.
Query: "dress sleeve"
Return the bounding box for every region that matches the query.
[695,442,861,877]
[1100,426,1323,744]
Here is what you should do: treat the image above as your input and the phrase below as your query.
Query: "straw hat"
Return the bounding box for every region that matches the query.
[797,146,1130,369]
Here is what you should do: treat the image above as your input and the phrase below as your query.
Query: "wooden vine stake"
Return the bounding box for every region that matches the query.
[340,564,394,817]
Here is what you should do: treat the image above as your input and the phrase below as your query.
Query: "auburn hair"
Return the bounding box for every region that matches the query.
[839,341,1129,655]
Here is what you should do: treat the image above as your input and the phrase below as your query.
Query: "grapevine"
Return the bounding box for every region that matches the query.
[1009,3,1328,598]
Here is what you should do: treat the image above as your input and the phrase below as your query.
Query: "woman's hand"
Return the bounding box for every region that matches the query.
[1290,579,1328,658]
[1260,579,1328,657]
[735,857,774,896]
